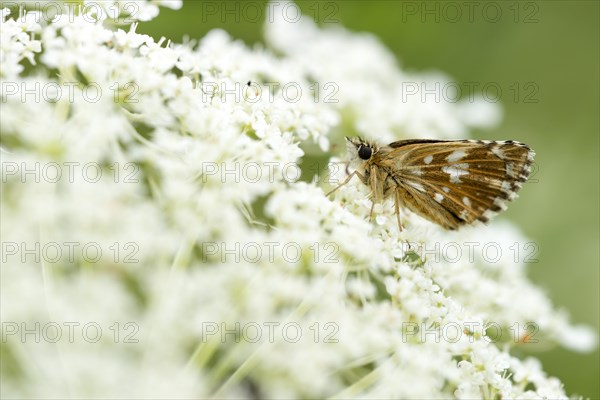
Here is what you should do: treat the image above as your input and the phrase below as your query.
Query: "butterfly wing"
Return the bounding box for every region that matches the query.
[373,139,534,229]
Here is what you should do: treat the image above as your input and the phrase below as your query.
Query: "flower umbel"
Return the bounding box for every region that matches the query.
[0,1,595,399]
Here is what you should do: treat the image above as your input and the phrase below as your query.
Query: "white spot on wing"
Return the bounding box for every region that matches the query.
[442,163,469,183]
[407,181,426,192]
[424,155,433,164]
[410,167,423,176]
[462,196,472,207]
[493,197,508,210]
[442,186,450,193]
[482,209,497,220]
[459,210,469,220]
[506,162,516,178]
[491,146,506,160]
[434,193,444,203]
[446,150,467,162]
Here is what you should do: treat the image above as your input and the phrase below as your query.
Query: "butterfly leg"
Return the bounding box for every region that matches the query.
[394,189,404,231]
[369,200,375,221]
[325,170,365,196]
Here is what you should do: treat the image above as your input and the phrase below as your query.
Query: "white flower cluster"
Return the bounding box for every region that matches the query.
[1,7,42,78]
[1,1,595,399]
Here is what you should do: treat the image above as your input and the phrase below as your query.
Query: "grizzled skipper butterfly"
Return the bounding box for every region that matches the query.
[327,137,535,230]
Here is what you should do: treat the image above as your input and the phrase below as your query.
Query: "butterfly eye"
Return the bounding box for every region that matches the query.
[358,145,372,160]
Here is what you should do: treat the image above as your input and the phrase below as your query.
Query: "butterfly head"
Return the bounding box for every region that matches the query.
[345,136,378,161]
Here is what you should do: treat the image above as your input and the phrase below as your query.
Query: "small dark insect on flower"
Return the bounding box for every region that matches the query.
[327,137,535,230]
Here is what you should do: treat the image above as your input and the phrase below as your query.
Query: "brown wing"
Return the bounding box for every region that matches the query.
[372,140,534,229]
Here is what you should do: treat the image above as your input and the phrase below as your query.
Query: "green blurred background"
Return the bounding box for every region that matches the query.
[140,1,599,397]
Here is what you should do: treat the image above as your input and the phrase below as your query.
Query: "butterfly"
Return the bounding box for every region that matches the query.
[327,137,535,230]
